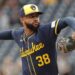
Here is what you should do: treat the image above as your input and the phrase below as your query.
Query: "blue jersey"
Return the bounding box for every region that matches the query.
[0,17,75,75]
[11,19,67,75]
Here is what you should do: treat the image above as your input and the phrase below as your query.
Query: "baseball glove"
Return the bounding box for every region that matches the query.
[56,37,68,53]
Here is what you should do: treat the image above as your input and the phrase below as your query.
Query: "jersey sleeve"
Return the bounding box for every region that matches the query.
[51,17,75,35]
[51,19,67,35]
[0,30,14,40]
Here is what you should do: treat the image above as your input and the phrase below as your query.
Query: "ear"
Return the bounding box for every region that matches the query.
[19,17,23,23]
[20,17,25,24]
[19,17,26,26]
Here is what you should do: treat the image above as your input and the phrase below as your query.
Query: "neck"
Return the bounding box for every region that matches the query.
[24,26,34,37]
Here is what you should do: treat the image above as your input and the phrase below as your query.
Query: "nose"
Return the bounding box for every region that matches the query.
[34,17,40,22]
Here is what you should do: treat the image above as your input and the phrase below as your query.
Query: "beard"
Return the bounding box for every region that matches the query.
[26,23,40,32]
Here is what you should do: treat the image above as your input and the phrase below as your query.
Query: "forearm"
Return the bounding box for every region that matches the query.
[0,30,13,40]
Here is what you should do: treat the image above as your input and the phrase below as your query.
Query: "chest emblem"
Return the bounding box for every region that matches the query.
[20,42,44,57]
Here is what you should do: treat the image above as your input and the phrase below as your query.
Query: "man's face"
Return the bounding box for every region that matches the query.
[20,13,40,32]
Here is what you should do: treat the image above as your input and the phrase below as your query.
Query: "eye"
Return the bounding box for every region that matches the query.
[26,14,40,18]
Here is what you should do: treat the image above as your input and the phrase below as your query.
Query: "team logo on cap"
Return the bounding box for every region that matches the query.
[30,5,36,10]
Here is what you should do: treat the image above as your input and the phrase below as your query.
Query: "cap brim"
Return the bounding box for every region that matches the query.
[35,12,43,14]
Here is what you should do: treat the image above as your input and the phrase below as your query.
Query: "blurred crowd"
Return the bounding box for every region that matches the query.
[0,0,72,29]
[0,56,22,75]
[0,0,71,27]
[0,0,20,30]
[0,0,75,75]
